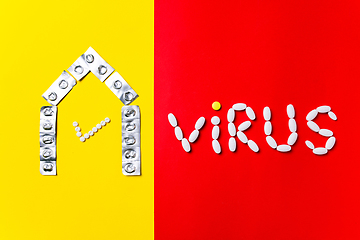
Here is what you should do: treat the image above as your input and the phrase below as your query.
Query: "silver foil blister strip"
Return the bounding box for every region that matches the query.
[105,72,139,105]
[40,106,57,175]
[122,105,141,176]
[81,47,114,82]
[67,55,90,81]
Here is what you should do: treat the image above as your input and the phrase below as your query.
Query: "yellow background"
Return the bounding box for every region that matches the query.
[0,0,154,239]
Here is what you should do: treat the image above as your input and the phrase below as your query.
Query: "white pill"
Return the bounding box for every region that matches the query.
[96,124,102,129]
[105,117,111,123]
[237,131,248,143]
[101,121,106,126]
[307,121,320,132]
[306,109,318,121]
[328,111,337,121]
[80,137,86,142]
[264,121,272,135]
[212,126,220,140]
[245,107,256,120]
[248,140,259,153]
[238,121,251,131]
[305,140,314,150]
[195,117,205,130]
[288,119,297,132]
[266,136,277,149]
[325,137,336,150]
[212,139,221,154]
[319,129,333,137]
[181,139,191,152]
[211,116,220,125]
[229,137,236,152]
[287,104,295,119]
[88,131,94,136]
[287,132,298,146]
[73,121,78,127]
[75,127,81,132]
[317,105,331,113]
[168,113,177,127]
[232,103,246,111]
[84,133,89,139]
[175,126,183,140]
[277,144,291,152]
[263,107,271,121]
[228,123,236,137]
[76,132,82,137]
[227,108,235,122]
[189,130,199,143]
[313,147,328,155]
[92,127,98,133]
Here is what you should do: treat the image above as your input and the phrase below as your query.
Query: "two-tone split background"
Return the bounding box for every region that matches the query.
[1,0,360,239]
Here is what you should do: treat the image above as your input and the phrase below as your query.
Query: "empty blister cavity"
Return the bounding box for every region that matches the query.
[81,47,114,82]
[67,55,90,81]
[40,161,56,176]
[105,72,139,105]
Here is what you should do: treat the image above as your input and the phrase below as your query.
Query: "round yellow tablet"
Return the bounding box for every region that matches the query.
[212,101,221,111]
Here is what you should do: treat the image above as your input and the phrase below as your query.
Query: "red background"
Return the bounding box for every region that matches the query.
[155,1,360,239]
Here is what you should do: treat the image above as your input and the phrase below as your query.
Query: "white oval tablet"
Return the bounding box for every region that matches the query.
[88,131,94,136]
[96,124,102,129]
[80,137,85,142]
[287,104,295,118]
[92,127,98,133]
[175,126,183,140]
[75,127,81,132]
[232,103,246,111]
[229,137,236,152]
[319,129,333,137]
[277,144,291,152]
[212,139,221,154]
[328,111,337,121]
[264,121,272,135]
[325,136,336,150]
[227,108,235,122]
[211,116,220,125]
[305,140,314,150]
[76,132,82,137]
[245,107,256,120]
[105,117,111,123]
[238,121,251,131]
[189,130,199,143]
[73,121,78,127]
[168,113,177,127]
[228,123,236,137]
[288,119,297,132]
[306,109,318,121]
[313,147,328,155]
[182,139,191,152]
[266,136,277,149]
[248,140,259,152]
[237,131,248,143]
[101,121,106,126]
[84,133,89,139]
[212,126,220,140]
[307,121,320,132]
[263,107,271,121]
[287,132,298,146]
[317,105,331,113]
[195,117,205,130]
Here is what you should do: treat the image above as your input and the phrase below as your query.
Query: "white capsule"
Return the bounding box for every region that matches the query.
[245,107,256,120]
[287,104,295,119]
[288,119,297,132]
[92,127,98,133]
[313,147,328,155]
[228,123,236,137]
[168,113,177,127]
[266,136,277,149]
[263,107,271,121]
[195,117,205,130]
[306,109,318,121]
[211,116,220,125]
[305,140,314,150]
[73,121,78,127]
[101,121,106,126]
[212,126,220,140]
[236,131,248,143]
[317,105,331,113]
[319,129,333,137]
[325,137,336,150]
[189,130,199,143]
[75,127,81,132]
[229,137,236,152]
[175,126,183,140]
[287,132,298,146]
[181,139,191,152]
[84,133,89,139]
[328,111,337,121]
[232,103,246,111]
[76,132,82,137]
[307,121,320,132]
[277,144,291,152]
[80,137,85,142]
[105,117,111,123]
[248,140,259,153]
[96,124,102,129]
[88,131,94,136]
[264,121,272,135]
[227,108,235,122]
[212,139,221,154]
[238,121,251,131]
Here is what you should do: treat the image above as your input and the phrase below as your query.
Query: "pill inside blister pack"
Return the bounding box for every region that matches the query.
[40,106,57,175]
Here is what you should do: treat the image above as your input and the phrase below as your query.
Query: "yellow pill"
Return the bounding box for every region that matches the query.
[212,101,221,111]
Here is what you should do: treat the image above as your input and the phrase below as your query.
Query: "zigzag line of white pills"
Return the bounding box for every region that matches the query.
[73,117,111,142]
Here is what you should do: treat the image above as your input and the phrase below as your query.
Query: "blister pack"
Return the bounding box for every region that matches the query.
[67,55,90,81]
[81,47,114,82]
[105,72,139,105]
[40,106,57,175]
